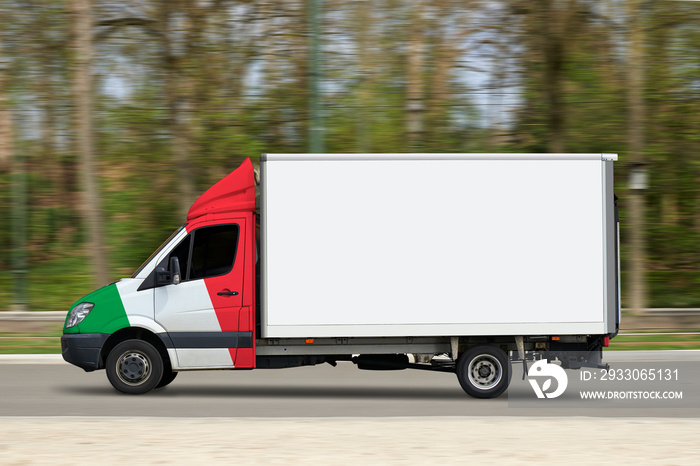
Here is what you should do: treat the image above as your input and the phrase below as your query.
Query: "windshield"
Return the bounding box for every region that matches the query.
[131,225,186,278]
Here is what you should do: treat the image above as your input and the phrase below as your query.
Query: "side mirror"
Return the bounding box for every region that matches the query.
[170,256,181,285]
[155,257,182,286]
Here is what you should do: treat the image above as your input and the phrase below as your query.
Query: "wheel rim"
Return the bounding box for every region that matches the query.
[467,354,503,390]
[116,351,151,386]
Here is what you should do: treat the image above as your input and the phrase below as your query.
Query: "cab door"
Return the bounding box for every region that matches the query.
[155,219,248,368]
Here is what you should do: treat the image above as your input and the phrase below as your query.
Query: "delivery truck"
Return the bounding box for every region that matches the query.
[61,153,620,398]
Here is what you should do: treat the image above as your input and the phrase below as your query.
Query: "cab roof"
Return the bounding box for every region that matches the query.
[186,158,255,221]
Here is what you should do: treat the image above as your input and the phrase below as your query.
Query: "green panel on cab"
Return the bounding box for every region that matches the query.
[66,283,130,334]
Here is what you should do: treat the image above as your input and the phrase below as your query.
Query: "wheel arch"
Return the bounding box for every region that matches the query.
[100,327,172,372]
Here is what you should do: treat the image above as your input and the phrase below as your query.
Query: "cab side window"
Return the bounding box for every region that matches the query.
[141,224,239,291]
[188,224,239,280]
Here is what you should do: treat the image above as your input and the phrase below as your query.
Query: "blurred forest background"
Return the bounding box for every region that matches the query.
[1,0,699,313]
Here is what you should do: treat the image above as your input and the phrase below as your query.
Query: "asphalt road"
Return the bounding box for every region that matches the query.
[2,351,699,418]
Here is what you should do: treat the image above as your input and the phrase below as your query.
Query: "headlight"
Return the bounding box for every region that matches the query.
[66,302,94,328]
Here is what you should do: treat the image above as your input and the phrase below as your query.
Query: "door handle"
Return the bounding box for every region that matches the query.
[217,290,239,296]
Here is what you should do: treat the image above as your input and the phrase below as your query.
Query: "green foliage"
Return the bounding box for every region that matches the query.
[0,255,93,313]
[1,0,700,312]
[647,271,700,308]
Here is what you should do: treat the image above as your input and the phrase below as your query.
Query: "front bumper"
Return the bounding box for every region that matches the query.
[61,333,110,372]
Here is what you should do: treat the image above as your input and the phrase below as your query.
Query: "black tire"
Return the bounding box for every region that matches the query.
[105,339,164,395]
[155,370,178,389]
[456,345,510,399]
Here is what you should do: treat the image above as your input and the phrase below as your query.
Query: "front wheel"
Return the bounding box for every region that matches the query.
[106,339,164,395]
[456,345,510,399]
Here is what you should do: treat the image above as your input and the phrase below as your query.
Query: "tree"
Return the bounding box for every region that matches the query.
[626,0,645,313]
[406,0,425,150]
[1,3,28,310]
[72,0,108,287]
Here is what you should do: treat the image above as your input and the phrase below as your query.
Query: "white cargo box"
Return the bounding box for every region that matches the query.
[260,154,618,338]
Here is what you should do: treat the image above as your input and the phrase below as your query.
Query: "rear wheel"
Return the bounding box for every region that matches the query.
[106,339,164,395]
[456,345,510,399]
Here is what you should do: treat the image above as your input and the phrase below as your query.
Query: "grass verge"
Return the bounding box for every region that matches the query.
[0,337,61,354]
[608,333,700,351]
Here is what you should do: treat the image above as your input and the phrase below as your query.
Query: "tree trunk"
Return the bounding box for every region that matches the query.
[161,0,196,217]
[355,0,372,153]
[626,0,646,313]
[2,19,29,310]
[406,0,425,151]
[307,0,324,153]
[0,45,10,174]
[72,0,109,287]
[540,0,567,153]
